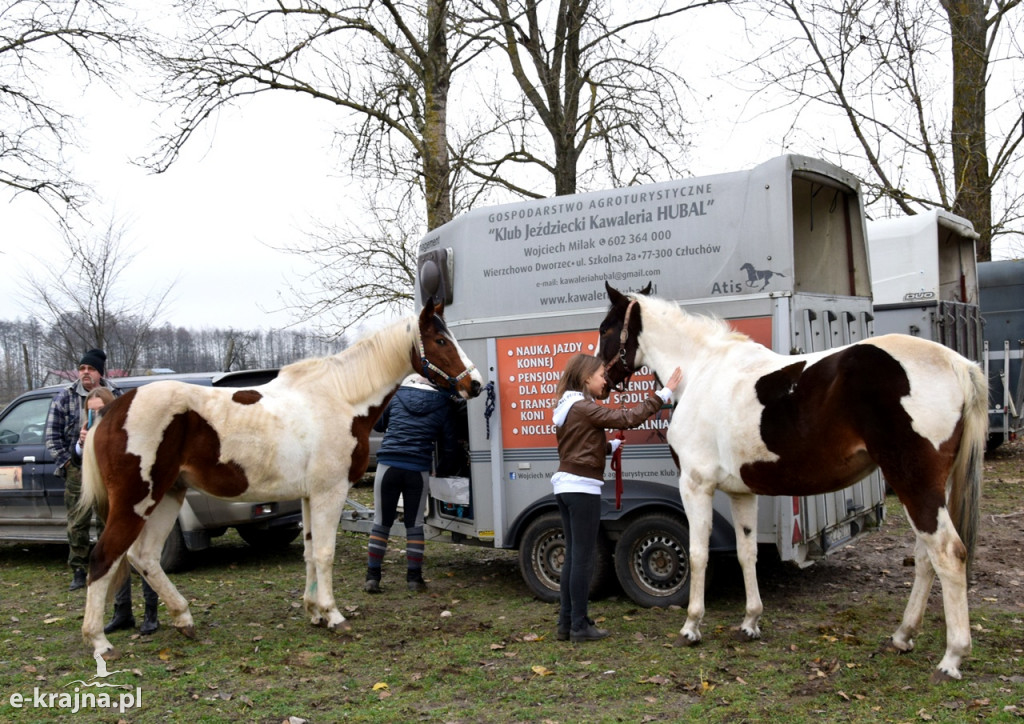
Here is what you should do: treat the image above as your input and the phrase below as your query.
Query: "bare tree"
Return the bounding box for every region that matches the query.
[270,181,422,333]
[148,0,487,232]
[20,218,174,374]
[742,0,1024,260]
[464,0,726,197]
[0,0,147,218]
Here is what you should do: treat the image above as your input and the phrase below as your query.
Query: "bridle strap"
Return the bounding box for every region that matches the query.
[607,299,638,392]
[416,323,477,391]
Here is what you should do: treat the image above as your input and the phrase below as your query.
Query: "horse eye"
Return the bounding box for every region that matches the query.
[435,337,447,346]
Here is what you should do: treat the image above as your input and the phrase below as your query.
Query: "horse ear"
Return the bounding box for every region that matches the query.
[423,296,444,318]
[639,282,653,296]
[605,281,625,305]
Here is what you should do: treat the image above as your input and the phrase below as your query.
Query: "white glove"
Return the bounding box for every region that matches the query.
[609,438,622,454]
[656,387,673,403]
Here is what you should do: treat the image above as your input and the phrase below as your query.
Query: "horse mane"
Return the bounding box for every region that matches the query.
[635,293,749,345]
[276,316,416,399]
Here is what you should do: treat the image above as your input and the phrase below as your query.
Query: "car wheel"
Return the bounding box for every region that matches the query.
[517,511,613,603]
[613,513,692,608]
[236,524,301,551]
[161,520,191,573]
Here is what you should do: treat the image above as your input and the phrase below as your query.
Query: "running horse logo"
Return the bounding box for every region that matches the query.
[740,262,786,291]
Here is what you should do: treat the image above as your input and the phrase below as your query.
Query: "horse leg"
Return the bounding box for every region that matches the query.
[82,554,125,660]
[83,503,146,659]
[304,489,350,632]
[889,534,934,657]
[890,510,971,681]
[299,498,319,623]
[677,482,714,645]
[127,491,194,638]
[728,492,763,640]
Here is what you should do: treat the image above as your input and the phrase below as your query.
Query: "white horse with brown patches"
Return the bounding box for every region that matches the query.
[598,283,987,682]
[79,302,482,661]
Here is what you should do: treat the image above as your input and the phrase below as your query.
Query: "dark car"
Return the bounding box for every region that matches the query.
[0,370,302,571]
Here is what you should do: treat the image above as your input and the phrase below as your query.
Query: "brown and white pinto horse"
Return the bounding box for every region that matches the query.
[598,283,987,682]
[79,302,482,661]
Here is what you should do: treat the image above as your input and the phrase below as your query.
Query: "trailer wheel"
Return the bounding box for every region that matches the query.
[517,512,613,603]
[614,513,690,608]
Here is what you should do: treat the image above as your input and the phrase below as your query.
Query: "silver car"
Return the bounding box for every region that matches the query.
[0,370,301,571]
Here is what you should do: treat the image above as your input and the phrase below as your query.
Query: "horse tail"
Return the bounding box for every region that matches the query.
[946,360,988,575]
[76,431,108,523]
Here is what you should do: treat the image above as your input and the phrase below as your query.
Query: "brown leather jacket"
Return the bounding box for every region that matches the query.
[555,394,665,481]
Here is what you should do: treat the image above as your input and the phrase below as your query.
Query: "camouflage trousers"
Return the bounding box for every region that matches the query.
[64,466,98,570]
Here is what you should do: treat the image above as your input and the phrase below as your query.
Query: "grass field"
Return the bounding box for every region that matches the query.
[2,445,1022,723]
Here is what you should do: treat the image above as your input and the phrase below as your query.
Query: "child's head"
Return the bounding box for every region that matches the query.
[557,354,609,400]
[85,386,115,413]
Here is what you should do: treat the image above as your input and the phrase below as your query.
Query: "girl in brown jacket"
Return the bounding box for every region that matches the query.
[551,354,682,642]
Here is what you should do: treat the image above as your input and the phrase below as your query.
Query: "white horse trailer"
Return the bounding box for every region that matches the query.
[867,209,982,363]
[346,155,888,607]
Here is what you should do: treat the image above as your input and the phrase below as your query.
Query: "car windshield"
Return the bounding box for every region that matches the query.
[0,397,51,445]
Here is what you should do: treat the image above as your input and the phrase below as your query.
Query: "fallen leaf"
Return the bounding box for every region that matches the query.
[640,675,671,685]
[372,682,389,691]
[531,665,554,677]
[490,643,506,650]
[43,617,63,624]
[522,633,543,642]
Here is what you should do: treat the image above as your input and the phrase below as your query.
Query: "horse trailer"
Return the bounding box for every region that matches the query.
[978,259,1024,450]
[345,155,888,608]
[866,210,982,363]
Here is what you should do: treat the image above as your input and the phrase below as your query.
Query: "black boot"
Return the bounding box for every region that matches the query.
[140,578,159,635]
[104,578,135,634]
[69,568,87,591]
[104,603,135,633]
[364,568,382,594]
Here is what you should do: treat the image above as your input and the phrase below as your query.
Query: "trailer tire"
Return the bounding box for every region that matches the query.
[614,513,691,608]
[517,511,613,603]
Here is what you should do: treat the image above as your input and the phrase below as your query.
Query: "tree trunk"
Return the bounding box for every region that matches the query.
[943,0,992,261]
[423,0,453,230]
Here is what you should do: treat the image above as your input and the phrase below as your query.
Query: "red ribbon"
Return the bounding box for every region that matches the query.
[610,430,626,510]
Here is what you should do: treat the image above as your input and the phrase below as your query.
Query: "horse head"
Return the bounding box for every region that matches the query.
[414,299,483,399]
[598,282,652,394]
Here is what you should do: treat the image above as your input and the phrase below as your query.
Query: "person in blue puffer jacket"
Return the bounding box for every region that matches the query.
[364,374,464,593]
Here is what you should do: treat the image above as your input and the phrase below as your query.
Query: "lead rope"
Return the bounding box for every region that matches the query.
[483,382,495,439]
[610,429,626,510]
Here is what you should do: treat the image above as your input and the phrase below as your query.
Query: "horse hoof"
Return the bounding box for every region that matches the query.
[175,625,196,640]
[734,628,760,642]
[328,620,352,634]
[672,633,701,648]
[100,648,120,662]
[929,668,959,684]
[877,637,912,656]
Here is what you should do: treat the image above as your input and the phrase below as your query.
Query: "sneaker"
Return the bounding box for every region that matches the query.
[363,579,381,594]
[570,623,610,643]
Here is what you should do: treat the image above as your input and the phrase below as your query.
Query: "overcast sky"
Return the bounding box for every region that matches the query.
[2,5,1014,333]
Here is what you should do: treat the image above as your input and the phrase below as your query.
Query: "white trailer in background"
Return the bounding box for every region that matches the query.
[866,209,982,362]
[347,155,888,607]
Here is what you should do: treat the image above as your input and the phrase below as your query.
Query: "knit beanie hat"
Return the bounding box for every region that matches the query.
[79,348,107,376]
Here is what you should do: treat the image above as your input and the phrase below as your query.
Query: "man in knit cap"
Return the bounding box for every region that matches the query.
[44,348,119,591]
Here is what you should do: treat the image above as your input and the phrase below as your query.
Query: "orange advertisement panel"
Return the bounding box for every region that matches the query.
[495,317,771,450]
